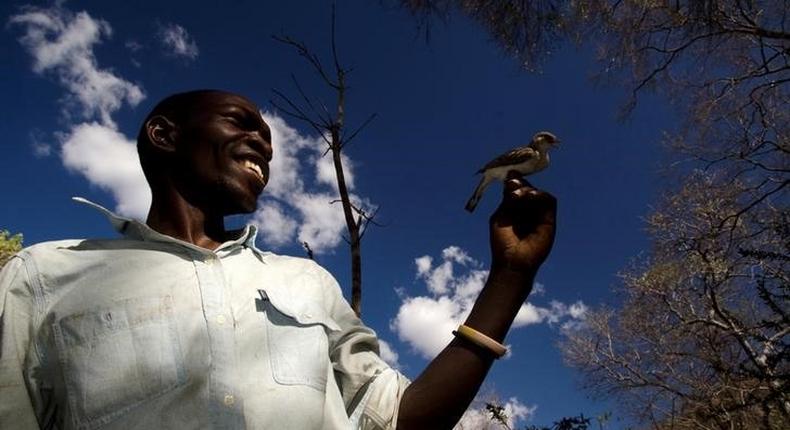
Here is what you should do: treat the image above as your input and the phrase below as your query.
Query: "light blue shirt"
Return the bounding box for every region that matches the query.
[0,199,408,429]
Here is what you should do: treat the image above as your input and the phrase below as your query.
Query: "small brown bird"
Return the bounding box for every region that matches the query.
[465,131,560,212]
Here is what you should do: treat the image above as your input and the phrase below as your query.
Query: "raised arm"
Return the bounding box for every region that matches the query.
[397,173,557,429]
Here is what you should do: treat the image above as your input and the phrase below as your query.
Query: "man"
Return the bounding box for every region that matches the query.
[0,90,557,429]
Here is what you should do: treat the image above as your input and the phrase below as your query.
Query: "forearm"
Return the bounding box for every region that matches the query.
[396,268,535,429]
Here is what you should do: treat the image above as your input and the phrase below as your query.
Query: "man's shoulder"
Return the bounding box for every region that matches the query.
[262,253,336,279]
[18,237,135,261]
[263,252,317,268]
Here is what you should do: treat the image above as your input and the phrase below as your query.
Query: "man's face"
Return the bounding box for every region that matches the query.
[173,92,273,215]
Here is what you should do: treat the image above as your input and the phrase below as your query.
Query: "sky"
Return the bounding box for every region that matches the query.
[1,1,677,427]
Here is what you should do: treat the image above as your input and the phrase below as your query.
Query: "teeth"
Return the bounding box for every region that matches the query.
[242,159,263,181]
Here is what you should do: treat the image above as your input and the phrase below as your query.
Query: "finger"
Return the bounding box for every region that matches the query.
[504,179,523,194]
[504,179,537,199]
[504,170,536,185]
[500,185,557,223]
[490,190,557,247]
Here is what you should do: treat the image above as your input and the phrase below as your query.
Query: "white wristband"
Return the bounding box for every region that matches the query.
[453,324,507,358]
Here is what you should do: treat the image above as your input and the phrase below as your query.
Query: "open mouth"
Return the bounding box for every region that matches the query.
[241,158,266,184]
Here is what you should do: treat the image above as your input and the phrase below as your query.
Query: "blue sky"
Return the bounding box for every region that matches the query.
[2,1,677,427]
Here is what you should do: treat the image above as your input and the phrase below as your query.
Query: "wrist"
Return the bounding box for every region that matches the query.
[487,265,536,292]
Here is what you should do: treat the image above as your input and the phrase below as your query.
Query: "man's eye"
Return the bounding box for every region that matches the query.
[226,116,246,127]
[225,113,259,131]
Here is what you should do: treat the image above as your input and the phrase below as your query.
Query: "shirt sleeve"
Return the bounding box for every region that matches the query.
[0,255,41,429]
[316,265,410,430]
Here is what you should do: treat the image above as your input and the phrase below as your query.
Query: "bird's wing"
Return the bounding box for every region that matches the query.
[477,146,538,173]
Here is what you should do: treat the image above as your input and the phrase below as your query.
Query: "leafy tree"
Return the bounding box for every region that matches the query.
[0,230,23,269]
[398,1,789,428]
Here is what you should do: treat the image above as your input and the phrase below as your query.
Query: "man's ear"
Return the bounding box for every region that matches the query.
[145,115,178,153]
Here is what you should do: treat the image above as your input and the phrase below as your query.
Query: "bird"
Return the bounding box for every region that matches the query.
[464,131,560,212]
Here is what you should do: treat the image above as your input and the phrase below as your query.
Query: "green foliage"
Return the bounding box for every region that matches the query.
[0,230,23,269]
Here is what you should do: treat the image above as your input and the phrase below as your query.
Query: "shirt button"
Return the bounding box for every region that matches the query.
[216,315,226,325]
[223,394,235,406]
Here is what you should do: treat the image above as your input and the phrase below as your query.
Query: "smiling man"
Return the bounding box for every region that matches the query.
[0,90,557,429]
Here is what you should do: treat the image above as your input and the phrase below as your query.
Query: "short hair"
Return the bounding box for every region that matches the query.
[136,89,227,182]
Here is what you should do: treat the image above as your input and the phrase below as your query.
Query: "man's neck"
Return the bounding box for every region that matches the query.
[146,189,228,251]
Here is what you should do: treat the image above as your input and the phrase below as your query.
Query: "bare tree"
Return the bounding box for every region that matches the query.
[554,3,789,427]
[397,0,581,71]
[562,170,788,428]
[271,4,379,316]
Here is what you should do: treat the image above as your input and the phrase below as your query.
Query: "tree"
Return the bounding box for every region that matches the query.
[398,1,789,428]
[562,170,788,428]
[558,2,789,427]
[0,230,23,269]
[271,4,379,316]
[397,0,575,71]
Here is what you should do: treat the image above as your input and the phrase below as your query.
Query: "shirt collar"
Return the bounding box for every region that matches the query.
[72,197,268,259]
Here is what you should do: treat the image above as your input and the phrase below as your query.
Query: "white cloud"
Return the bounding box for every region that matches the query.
[9,5,145,126]
[391,295,462,359]
[292,192,348,251]
[415,256,432,277]
[124,39,142,52]
[442,246,473,265]
[29,129,52,157]
[377,340,401,370]
[315,150,355,191]
[513,302,544,326]
[391,246,588,359]
[455,396,537,430]
[251,202,298,246]
[513,300,588,328]
[158,23,198,60]
[59,122,150,219]
[253,111,374,254]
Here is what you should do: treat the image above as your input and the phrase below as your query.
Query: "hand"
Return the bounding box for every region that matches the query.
[489,171,557,275]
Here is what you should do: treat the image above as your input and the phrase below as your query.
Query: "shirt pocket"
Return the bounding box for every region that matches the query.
[52,295,187,430]
[259,295,339,392]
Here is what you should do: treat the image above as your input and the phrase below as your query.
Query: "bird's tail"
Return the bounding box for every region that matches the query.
[464,195,479,212]
[465,176,489,212]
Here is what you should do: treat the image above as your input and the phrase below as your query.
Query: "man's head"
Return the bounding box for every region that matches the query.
[137,90,273,215]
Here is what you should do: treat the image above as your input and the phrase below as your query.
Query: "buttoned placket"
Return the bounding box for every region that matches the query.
[192,250,245,429]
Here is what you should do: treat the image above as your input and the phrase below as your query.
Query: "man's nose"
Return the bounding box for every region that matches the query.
[249,131,273,161]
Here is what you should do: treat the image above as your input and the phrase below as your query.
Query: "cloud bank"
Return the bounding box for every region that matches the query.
[10,4,150,219]
[391,246,587,359]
